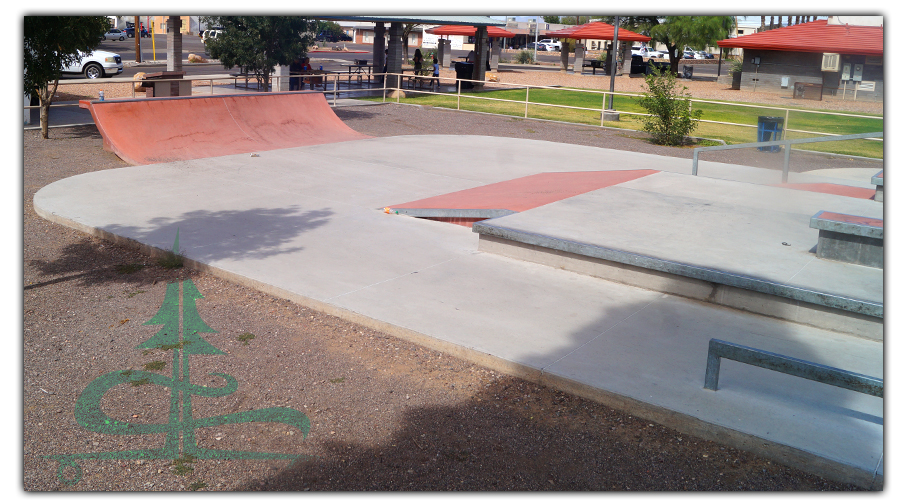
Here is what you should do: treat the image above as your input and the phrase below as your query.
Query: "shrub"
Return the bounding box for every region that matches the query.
[638,67,702,146]
[514,50,535,64]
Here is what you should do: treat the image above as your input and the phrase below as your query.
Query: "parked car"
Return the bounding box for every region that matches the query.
[316,31,352,42]
[61,49,123,79]
[125,27,150,38]
[538,39,561,51]
[696,51,715,59]
[526,42,549,51]
[202,28,224,43]
[102,29,126,41]
[631,46,650,58]
[655,50,670,60]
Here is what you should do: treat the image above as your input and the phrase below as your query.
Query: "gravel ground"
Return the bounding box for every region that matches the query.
[23,72,874,491]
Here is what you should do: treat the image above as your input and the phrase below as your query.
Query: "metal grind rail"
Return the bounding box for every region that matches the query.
[703,338,883,398]
[691,131,884,183]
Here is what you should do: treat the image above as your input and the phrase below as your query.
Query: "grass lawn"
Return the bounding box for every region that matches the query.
[359,86,883,159]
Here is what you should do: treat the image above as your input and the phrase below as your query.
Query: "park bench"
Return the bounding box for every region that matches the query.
[809,210,883,268]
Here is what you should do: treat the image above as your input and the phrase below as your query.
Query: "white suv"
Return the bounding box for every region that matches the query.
[61,49,123,79]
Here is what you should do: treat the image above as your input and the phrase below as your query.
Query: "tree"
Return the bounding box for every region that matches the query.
[648,16,735,75]
[593,16,660,72]
[541,16,561,24]
[401,23,422,62]
[202,16,314,92]
[316,20,345,42]
[24,16,110,139]
[638,67,702,146]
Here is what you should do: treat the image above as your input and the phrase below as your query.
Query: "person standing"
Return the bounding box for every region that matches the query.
[289,56,302,91]
[413,49,424,75]
[299,57,312,89]
[431,55,440,88]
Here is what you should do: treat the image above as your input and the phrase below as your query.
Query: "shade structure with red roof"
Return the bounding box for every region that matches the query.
[544,21,650,42]
[717,20,882,56]
[426,25,515,38]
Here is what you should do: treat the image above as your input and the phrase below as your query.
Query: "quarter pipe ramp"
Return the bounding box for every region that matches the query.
[79,92,371,165]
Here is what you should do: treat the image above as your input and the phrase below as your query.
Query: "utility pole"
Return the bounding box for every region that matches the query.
[608,16,619,109]
[134,16,141,63]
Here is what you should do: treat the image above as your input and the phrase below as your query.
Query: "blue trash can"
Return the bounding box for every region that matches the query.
[757,116,784,152]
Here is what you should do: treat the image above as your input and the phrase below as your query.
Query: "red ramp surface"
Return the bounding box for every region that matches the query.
[389,170,659,212]
[79,92,371,165]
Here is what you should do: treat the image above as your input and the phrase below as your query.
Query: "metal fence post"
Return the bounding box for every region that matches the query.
[783,109,790,142]
[703,341,722,390]
[782,143,792,183]
[525,86,529,118]
[601,93,606,127]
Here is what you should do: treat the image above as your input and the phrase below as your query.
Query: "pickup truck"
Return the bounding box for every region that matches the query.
[537,39,561,51]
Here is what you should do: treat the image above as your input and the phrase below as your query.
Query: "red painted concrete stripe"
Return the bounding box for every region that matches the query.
[817,211,883,228]
[773,183,876,200]
[391,170,658,213]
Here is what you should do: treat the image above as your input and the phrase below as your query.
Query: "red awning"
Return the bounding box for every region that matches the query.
[426,25,515,38]
[543,22,650,42]
[717,20,883,56]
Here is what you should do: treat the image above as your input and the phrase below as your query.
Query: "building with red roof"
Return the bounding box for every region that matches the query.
[716,17,883,101]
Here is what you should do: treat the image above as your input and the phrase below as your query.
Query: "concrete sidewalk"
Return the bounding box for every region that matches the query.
[32,134,883,489]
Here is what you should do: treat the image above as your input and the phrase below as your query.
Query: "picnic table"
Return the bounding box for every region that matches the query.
[346,62,373,86]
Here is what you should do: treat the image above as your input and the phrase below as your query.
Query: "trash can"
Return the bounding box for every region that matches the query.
[757,116,785,152]
[630,55,646,75]
[455,61,474,89]
[683,65,693,79]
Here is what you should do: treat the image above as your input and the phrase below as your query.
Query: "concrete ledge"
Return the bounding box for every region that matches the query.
[810,211,883,269]
[871,170,883,202]
[390,208,516,219]
[809,211,883,239]
[474,228,883,340]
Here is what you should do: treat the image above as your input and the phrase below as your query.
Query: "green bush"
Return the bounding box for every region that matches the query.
[515,50,535,64]
[638,68,702,146]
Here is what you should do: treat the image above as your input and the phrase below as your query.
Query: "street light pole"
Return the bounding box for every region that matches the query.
[609,16,619,109]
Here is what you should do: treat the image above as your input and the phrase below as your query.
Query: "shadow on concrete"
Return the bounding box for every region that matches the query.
[99,206,335,263]
[28,206,334,289]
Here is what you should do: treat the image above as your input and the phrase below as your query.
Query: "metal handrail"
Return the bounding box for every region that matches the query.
[691,131,884,182]
[704,338,883,398]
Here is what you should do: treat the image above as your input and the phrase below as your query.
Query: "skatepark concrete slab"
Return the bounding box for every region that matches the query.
[474,172,883,307]
[32,134,884,488]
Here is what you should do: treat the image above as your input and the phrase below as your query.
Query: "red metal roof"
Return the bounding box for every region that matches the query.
[426,25,515,38]
[544,22,651,42]
[717,20,883,56]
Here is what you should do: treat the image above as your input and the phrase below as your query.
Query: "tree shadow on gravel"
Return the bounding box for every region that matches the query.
[235,381,859,492]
